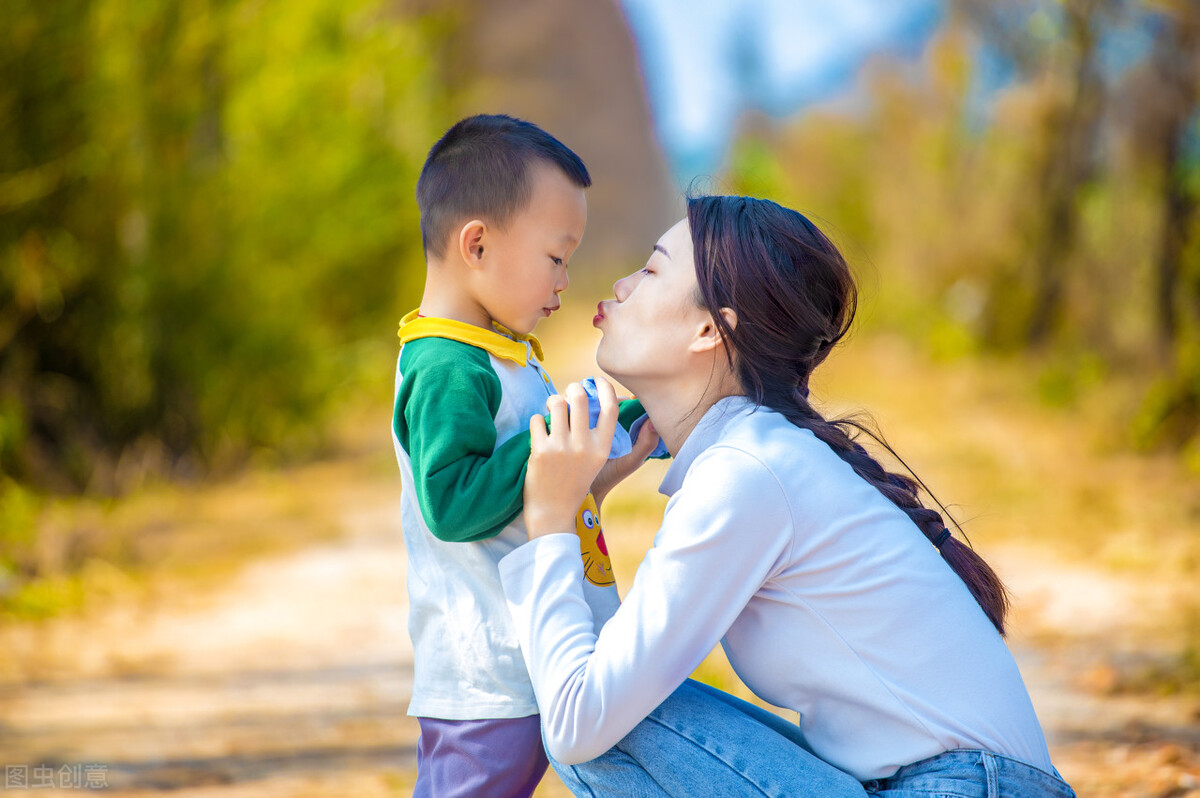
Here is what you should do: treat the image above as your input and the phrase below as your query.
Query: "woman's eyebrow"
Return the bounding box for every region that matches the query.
[653,244,670,258]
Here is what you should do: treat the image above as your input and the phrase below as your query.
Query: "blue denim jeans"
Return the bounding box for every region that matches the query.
[865,749,1076,798]
[549,680,1076,798]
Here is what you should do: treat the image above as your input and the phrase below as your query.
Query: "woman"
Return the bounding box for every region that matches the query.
[499,195,1075,797]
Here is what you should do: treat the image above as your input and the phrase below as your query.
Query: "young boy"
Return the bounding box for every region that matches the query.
[392,115,628,796]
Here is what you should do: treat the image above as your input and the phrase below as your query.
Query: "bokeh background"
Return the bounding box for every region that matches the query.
[1,1,1198,796]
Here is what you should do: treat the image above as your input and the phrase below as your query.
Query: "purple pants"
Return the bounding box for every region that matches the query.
[414,714,549,797]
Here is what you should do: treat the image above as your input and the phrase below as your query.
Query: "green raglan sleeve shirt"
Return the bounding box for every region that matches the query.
[394,338,532,542]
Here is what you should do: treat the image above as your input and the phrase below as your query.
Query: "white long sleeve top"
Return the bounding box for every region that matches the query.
[499,396,1053,781]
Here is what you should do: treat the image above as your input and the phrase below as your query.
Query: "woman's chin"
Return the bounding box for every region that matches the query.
[595,366,635,396]
[595,345,625,379]
[594,341,610,371]
[594,355,618,383]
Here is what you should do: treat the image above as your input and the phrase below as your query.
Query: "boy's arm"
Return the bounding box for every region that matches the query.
[618,398,647,432]
[395,339,532,542]
[618,398,669,460]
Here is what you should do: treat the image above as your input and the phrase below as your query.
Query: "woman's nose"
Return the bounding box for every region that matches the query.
[613,272,635,302]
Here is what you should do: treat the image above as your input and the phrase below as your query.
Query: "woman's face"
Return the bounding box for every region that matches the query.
[594,218,712,383]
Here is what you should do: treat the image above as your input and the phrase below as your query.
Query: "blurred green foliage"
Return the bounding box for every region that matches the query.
[0,0,450,507]
[726,4,1200,462]
[3,0,1199,578]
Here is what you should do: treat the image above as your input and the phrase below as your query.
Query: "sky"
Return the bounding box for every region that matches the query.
[617,0,944,184]
[616,0,1166,187]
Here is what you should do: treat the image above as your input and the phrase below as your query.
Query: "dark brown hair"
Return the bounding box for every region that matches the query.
[688,194,1010,634]
[416,114,591,258]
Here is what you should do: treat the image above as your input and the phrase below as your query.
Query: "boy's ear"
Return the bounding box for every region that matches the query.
[689,307,737,354]
[456,220,487,270]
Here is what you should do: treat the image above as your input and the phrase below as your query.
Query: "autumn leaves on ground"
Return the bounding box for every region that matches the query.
[0,323,1198,798]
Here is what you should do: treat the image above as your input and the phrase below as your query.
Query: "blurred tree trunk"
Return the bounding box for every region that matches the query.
[1026,0,1104,346]
[1149,6,1200,353]
[955,0,1108,349]
[1134,4,1200,454]
[0,0,122,490]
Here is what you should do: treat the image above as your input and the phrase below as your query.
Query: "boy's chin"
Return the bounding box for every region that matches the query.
[490,315,533,336]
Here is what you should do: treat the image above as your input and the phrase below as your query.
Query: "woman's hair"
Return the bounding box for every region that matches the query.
[687,194,1009,635]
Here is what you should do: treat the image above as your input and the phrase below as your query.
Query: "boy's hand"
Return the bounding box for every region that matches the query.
[590,417,659,508]
[524,379,618,540]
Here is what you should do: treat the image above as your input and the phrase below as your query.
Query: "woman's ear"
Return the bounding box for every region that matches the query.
[689,307,737,354]
[457,220,487,270]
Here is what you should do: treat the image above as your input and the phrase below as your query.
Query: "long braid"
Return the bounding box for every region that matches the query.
[688,194,1010,635]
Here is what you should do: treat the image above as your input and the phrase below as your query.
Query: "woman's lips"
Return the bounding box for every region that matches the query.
[593,302,606,327]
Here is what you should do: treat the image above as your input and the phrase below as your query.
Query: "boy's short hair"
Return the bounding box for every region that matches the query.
[416,114,592,259]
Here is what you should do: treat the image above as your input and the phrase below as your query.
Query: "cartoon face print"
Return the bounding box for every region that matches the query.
[575,493,615,587]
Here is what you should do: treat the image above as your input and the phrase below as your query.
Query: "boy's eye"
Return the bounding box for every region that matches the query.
[551,257,564,267]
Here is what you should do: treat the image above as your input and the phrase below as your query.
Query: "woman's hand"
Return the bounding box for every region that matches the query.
[524,379,619,540]
[590,417,659,507]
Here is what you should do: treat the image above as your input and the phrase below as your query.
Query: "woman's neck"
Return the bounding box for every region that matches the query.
[623,374,742,457]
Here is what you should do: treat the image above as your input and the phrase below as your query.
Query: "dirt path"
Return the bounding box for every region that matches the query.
[0,487,426,797]
[991,549,1200,797]
[1,329,1198,798]
[1,506,1197,797]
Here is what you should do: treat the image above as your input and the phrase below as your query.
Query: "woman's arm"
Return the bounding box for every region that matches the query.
[501,443,793,763]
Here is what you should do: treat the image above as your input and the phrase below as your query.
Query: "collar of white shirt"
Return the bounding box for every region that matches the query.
[658,395,758,497]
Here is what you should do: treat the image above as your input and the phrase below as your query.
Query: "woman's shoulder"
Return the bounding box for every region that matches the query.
[669,434,798,553]
[686,410,817,499]
[708,406,875,501]
[714,405,823,462]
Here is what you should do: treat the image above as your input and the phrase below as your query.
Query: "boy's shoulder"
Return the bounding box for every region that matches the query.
[398,336,503,404]
[400,334,494,375]
[395,312,550,419]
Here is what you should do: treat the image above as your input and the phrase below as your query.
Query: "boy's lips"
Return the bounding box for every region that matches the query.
[542,305,559,317]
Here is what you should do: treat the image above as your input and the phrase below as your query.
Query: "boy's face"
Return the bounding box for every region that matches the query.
[475,163,587,336]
